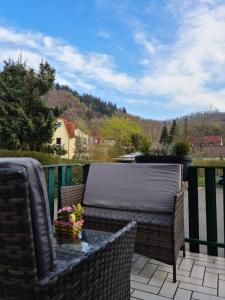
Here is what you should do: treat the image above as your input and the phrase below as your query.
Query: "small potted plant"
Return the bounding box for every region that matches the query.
[136,139,192,181]
[54,203,84,239]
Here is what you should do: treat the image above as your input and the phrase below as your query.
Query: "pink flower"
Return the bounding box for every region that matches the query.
[62,206,73,212]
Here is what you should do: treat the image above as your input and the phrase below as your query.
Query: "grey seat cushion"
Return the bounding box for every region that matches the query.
[83,163,181,214]
[0,158,56,279]
[84,206,173,227]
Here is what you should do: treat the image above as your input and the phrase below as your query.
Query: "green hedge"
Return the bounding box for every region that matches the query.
[0,149,93,165]
[0,149,63,165]
[192,159,225,167]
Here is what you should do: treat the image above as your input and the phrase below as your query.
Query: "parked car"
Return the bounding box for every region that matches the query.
[218,175,223,185]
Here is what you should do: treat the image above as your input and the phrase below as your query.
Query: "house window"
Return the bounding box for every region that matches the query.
[56,138,61,145]
[56,122,62,128]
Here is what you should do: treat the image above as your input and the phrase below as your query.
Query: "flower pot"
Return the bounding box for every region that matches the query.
[135,155,192,181]
[54,219,84,240]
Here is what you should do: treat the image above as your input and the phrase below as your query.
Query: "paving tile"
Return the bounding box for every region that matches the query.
[129,251,224,300]
[159,279,178,298]
[179,282,217,295]
[176,256,182,266]
[206,267,225,275]
[131,274,149,284]
[132,290,168,300]
[179,258,194,272]
[130,288,134,294]
[150,259,166,266]
[195,260,225,270]
[168,273,202,285]
[158,265,190,277]
[203,271,218,288]
[185,252,214,263]
[219,274,225,281]
[213,256,225,263]
[130,281,159,294]
[174,288,192,300]
[132,256,149,274]
[192,291,225,300]
[190,264,205,279]
[218,279,225,298]
[148,270,167,288]
[132,253,140,263]
[140,263,158,278]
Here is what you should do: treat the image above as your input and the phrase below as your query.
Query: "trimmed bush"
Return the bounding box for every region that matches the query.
[0,149,64,165]
[172,141,190,155]
[0,149,94,165]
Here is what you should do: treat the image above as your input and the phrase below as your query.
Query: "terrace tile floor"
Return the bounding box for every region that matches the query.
[130,250,225,299]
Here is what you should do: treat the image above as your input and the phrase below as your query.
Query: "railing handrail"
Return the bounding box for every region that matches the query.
[43,163,84,168]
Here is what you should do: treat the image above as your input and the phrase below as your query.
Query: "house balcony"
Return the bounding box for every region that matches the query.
[43,164,225,299]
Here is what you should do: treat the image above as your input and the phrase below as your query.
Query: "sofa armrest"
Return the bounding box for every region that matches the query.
[173,190,185,251]
[174,190,184,208]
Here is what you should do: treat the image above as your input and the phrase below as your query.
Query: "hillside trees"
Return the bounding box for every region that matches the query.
[159,123,168,145]
[0,58,62,151]
[101,116,152,156]
[55,83,126,117]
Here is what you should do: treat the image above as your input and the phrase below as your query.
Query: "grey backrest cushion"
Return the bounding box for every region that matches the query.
[83,163,181,214]
[0,158,56,279]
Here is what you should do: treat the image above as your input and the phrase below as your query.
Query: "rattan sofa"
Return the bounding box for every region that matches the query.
[61,163,186,283]
[0,158,137,300]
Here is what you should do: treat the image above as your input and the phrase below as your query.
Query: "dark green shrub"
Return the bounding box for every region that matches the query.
[172,141,190,155]
[0,149,94,165]
[0,149,62,165]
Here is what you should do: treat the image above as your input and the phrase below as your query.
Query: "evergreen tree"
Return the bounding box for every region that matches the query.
[159,123,168,145]
[184,118,190,141]
[0,58,62,151]
[168,119,179,144]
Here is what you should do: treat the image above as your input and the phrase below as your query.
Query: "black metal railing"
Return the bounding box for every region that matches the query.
[186,166,225,256]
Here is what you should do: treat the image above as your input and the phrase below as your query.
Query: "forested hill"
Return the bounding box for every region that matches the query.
[44,83,127,120]
[43,84,162,144]
[43,83,225,143]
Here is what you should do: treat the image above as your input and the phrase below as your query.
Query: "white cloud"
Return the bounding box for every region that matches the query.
[1,0,225,115]
[134,32,155,54]
[97,30,112,40]
[0,25,134,93]
[134,1,225,111]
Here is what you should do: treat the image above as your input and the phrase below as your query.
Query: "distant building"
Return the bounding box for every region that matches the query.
[52,118,75,159]
[89,131,101,145]
[191,135,223,147]
[74,128,89,145]
[201,146,225,158]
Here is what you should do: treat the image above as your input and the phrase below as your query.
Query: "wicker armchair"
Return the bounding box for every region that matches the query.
[0,158,137,300]
[61,163,186,283]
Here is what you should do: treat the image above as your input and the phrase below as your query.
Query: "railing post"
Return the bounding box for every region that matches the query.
[205,168,218,256]
[65,165,73,185]
[47,167,55,222]
[83,164,90,184]
[188,167,200,253]
[58,166,66,209]
[223,168,225,257]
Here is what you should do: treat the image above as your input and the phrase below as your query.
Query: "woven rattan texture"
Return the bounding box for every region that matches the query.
[61,184,185,282]
[0,171,136,299]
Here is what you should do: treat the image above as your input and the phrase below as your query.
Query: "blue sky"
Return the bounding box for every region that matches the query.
[0,0,225,120]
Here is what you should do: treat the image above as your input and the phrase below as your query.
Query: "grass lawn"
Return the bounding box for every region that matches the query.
[197,176,222,187]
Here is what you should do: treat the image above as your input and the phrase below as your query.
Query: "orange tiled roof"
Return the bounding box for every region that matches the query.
[191,135,222,145]
[63,118,75,138]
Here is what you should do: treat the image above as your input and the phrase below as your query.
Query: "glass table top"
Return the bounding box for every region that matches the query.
[54,228,113,256]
